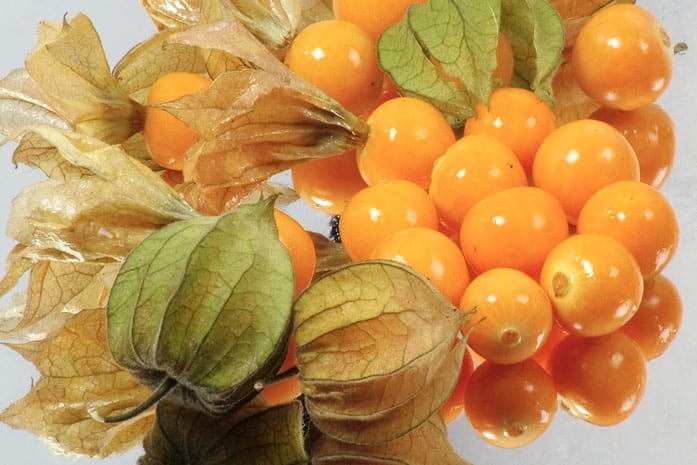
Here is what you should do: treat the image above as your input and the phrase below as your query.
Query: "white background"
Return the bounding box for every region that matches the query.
[1,1,695,464]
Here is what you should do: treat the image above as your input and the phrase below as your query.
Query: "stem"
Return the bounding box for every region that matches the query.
[254,366,300,391]
[95,377,177,423]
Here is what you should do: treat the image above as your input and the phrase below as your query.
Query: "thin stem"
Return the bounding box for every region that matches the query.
[93,377,177,423]
[254,366,300,391]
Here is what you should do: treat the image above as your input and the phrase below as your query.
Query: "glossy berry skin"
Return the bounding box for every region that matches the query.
[144,72,212,171]
[274,209,317,297]
[589,104,676,189]
[550,331,647,426]
[459,268,553,365]
[291,150,367,215]
[259,334,302,406]
[620,274,682,361]
[284,20,383,115]
[577,180,679,279]
[492,33,514,86]
[539,233,644,337]
[571,4,674,110]
[333,0,427,42]
[439,348,475,424]
[429,134,528,232]
[464,87,557,176]
[358,97,456,190]
[532,118,640,224]
[339,179,439,261]
[459,186,569,279]
[465,359,558,448]
[370,227,470,305]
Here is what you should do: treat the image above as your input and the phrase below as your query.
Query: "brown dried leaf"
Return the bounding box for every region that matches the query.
[144,19,367,192]
[178,179,296,215]
[0,261,154,457]
[140,0,202,30]
[178,181,263,215]
[309,233,350,282]
[310,414,473,465]
[202,0,297,55]
[0,68,69,138]
[166,18,293,79]
[25,14,144,144]
[552,60,600,124]
[141,0,306,55]
[296,0,334,31]
[0,246,34,307]
[196,0,280,76]
[170,69,367,189]
[6,126,196,262]
[113,29,208,105]
[294,261,467,444]
[120,131,162,171]
[12,131,93,179]
[1,261,110,341]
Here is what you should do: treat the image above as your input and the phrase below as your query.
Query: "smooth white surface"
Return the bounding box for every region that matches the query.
[1,1,695,464]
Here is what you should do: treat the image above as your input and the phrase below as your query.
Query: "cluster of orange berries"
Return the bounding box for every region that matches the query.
[287,1,682,448]
[139,0,683,450]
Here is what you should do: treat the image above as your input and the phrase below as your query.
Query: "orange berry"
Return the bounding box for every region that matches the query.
[550,331,647,426]
[332,0,427,43]
[539,233,644,337]
[291,150,367,215]
[531,321,569,372]
[274,209,316,296]
[620,274,682,360]
[577,180,679,279]
[339,179,439,261]
[285,20,383,115]
[440,348,475,424]
[492,33,514,86]
[259,334,302,406]
[370,227,470,305]
[459,186,569,278]
[532,118,640,224]
[144,72,212,171]
[465,359,557,448]
[464,87,557,176]
[429,134,528,232]
[589,104,676,189]
[459,268,553,364]
[358,97,456,190]
[571,4,674,110]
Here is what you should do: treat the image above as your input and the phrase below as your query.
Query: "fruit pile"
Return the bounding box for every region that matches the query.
[0,0,684,461]
[141,0,682,448]
[263,0,679,449]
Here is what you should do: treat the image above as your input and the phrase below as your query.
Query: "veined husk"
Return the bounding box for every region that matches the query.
[106,198,295,417]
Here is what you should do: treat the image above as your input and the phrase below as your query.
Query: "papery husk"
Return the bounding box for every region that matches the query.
[177,69,367,188]
[309,414,473,465]
[140,0,202,30]
[552,60,600,124]
[24,14,144,144]
[139,400,308,465]
[140,0,334,56]
[5,126,196,263]
[0,261,155,458]
[294,261,468,445]
[141,19,368,216]
[105,199,295,417]
[0,69,70,138]
[113,29,209,105]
